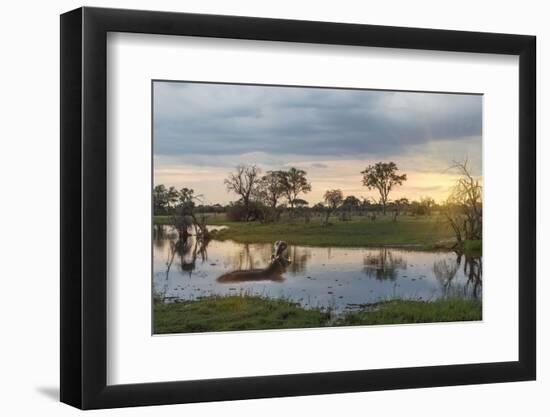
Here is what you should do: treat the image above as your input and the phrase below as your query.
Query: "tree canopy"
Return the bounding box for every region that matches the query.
[323,189,344,225]
[279,167,312,210]
[361,162,407,214]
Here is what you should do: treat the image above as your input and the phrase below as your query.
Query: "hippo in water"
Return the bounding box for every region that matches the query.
[216,241,291,283]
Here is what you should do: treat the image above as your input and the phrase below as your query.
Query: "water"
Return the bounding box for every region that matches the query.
[153,225,482,314]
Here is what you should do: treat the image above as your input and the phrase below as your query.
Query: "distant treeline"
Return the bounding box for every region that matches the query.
[153,193,438,218]
[154,160,481,251]
[154,162,437,224]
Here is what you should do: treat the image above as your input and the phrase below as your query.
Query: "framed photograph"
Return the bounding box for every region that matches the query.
[60,6,536,409]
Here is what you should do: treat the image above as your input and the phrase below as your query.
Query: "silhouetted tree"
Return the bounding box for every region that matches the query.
[153,184,168,214]
[323,189,343,225]
[442,160,482,248]
[153,185,183,214]
[279,167,312,212]
[341,195,361,220]
[361,162,407,215]
[224,164,262,221]
[257,170,285,208]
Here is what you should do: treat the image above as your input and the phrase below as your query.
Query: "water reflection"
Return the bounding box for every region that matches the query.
[463,254,482,299]
[363,248,407,281]
[433,258,460,296]
[217,241,291,283]
[217,257,291,283]
[224,243,267,271]
[174,238,208,274]
[287,246,311,274]
[152,225,482,312]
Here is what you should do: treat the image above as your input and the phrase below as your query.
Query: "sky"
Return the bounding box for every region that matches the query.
[153,81,482,205]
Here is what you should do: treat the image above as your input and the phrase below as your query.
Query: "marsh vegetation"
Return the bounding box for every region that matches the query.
[153,160,482,333]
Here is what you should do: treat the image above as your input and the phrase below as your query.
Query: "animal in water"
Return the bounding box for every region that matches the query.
[217,241,291,283]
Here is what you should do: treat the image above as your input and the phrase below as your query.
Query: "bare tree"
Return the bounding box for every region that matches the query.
[361,162,407,215]
[172,187,209,240]
[224,164,262,221]
[442,160,482,248]
[323,189,344,225]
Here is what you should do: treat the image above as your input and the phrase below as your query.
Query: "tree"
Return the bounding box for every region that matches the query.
[394,198,409,214]
[153,184,168,214]
[293,198,309,208]
[341,195,361,221]
[153,184,179,214]
[420,196,435,215]
[224,164,262,221]
[442,160,482,248]
[388,197,410,222]
[257,170,285,208]
[279,167,312,211]
[343,195,361,210]
[361,162,407,215]
[177,187,197,213]
[171,187,209,240]
[312,202,325,218]
[323,189,343,225]
[166,186,179,209]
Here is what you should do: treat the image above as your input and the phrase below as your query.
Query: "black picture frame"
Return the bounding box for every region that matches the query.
[60,6,536,410]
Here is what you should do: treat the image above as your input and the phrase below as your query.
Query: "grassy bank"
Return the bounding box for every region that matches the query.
[154,215,175,225]
[213,216,454,248]
[155,214,456,248]
[339,298,482,326]
[154,295,330,333]
[464,239,482,255]
[153,295,481,334]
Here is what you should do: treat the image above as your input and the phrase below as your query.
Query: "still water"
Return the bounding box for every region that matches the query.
[153,225,482,314]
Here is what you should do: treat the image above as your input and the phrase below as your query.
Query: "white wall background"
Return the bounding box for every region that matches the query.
[0,0,545,415]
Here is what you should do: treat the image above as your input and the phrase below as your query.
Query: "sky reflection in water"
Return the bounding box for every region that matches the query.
[153,226,481,314]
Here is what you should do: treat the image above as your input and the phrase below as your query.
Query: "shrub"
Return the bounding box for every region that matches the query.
[226,203,248,222]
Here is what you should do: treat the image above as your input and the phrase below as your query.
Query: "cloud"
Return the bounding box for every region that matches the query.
[153,81,482,204]
[310,163,328,169]
[153,81,482,158]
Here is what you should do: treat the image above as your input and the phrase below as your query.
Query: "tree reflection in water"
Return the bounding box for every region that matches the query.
[462,254,482,299]
[223,243,311,274]
[174,237,208,275]
[225,243,265,271]
[286,246,311,274]
[363,248,407,281]
[433,258,459,296]
[158,235,209,302]
[153,224,171,250]
[152,225,484,307]
[433,254,482,298]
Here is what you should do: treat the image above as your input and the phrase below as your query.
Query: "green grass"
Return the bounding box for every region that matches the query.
[464,239,482,255]
[338,298,482,326]
[153,215,174,225]
[211,215,455,248]
[154,213,228,225]
[154,295,331,334]
[153,213,479,250]
[153,295,481,334]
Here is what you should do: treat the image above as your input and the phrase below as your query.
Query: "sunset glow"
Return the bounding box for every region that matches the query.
[153,81,481,205]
